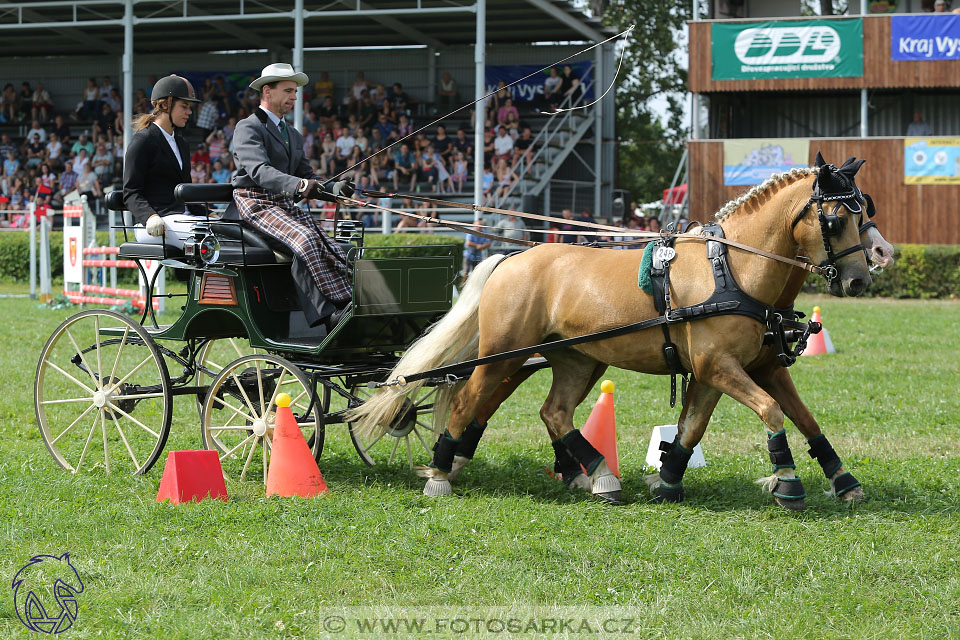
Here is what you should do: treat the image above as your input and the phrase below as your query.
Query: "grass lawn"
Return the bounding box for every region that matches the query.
[1,283,959,638]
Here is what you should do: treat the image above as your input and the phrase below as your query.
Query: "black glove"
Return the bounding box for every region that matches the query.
[331,179,355,199]
[302,179,336,203]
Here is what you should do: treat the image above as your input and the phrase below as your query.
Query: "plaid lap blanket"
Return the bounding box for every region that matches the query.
[234,188,352,305]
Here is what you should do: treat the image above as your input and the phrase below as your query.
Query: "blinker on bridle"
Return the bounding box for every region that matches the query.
[791,164,873,283]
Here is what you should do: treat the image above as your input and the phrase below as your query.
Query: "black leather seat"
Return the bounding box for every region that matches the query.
[118,242,185,260]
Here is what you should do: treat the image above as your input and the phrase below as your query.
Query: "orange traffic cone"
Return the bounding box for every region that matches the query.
[802,306,836,356]
[580,380,620,478]
[266,393,329,497]
[156,450,228,504]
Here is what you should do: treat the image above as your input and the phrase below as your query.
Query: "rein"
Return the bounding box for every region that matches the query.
[347,190,833,278]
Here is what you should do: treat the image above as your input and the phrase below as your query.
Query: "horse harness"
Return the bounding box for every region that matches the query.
[649,223,821,407]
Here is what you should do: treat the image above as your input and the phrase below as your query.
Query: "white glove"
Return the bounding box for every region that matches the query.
[145,215,165,237]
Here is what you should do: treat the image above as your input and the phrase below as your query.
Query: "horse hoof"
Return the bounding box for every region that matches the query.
[565,472,592,493]
[654,483,684,503]
[595,490,622,505]
[776,497,807,511]
[590,468,621,496]
[423,478,452,497]
[839,485,865,503]
[446,455,470,483]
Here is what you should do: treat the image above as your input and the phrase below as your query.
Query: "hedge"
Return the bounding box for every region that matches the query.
[0,230,463,283]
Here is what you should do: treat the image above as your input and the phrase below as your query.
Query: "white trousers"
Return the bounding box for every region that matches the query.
[133,214,207,249]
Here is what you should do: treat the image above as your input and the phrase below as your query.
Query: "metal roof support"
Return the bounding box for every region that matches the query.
[473,0,485,208]
[123,0,133,158]
[522,0,604,42]
[332,0,446,49]
[593,41,602,219]
[294,0,304,132]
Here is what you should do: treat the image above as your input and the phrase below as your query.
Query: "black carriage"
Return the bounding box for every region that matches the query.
[33,184,463,482]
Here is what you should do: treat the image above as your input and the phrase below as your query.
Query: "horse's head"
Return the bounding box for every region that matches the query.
[792,153,873,297]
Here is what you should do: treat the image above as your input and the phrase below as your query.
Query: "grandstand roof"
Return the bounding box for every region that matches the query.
[0,0,614,57]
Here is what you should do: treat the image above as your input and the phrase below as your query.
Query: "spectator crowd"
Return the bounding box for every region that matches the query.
[0,64,592,229]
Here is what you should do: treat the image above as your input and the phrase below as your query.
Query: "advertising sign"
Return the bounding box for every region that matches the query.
[63,226,83,285]
[904,138,960,185]
[722,139,810,186]
[891,15,960,61]
[712,19,863,80]
[485,61,593,103]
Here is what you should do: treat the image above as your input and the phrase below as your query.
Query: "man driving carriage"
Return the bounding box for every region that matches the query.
[228,63,355,329]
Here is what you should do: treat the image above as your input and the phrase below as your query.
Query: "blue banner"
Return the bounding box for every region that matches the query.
[891,15,960,60]
[485,62,593,103]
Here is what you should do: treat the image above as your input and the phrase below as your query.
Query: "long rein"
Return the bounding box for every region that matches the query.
[339,190,834,279]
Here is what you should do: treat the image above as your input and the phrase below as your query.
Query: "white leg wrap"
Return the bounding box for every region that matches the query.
[446,455,470,483]
[423,477,453,497]
[589,459,621,495]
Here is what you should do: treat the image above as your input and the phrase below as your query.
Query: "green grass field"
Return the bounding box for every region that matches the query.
[1,285,959,639]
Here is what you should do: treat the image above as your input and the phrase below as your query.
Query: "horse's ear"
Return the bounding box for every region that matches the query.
[818,162,834,188]
[841,156,857,168]
[837,158,866,182]
[814,151,826,168]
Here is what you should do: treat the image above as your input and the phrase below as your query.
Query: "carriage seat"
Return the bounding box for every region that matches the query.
[104,188,290,265]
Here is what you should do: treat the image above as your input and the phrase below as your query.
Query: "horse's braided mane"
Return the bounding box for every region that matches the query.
[714,167,816,222]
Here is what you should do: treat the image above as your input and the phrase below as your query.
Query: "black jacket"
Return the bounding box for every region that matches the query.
[123,122,204,225]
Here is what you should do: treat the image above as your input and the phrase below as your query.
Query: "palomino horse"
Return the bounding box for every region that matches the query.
[351,157,874,507]
[440,221,894,507]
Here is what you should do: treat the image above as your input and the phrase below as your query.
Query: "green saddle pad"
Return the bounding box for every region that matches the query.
[637,241,655,295]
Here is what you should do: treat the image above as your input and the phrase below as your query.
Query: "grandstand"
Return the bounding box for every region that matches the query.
[0,0,618,236]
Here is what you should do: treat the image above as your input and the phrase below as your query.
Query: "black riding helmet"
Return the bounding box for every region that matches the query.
[150,75,200,104]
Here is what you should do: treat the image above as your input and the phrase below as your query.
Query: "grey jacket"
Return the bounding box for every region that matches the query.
[226,107,317,218]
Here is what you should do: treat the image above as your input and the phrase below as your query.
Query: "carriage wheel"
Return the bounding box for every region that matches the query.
[34,309,173,475]
[347,383,437,469]
[200,354,323,484]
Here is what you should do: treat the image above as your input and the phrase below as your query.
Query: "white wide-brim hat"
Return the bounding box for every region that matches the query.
[249,63,309,91]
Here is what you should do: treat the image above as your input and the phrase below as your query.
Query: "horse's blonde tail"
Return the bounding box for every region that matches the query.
[348,253,507,438]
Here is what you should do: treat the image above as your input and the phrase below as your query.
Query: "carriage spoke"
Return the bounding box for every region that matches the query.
[412,425,433,456]
[239,436,258,482]
[106,403,160,439]
[406,436,414,469]
[265,371,287,417]
[108,392,166,401]
[94,317,103,390]
[111,412,141,469]
[52,403,97,445]
[45,360,95,394]
[211,395,257,424]
[41,396,96,406]
[110,354,157,391]
[255,361,265,420]
[108,326,129,384]
[74,413,99,473]
[209,425,257,432]
[229,338,245,358]
[388,436,401,465]
[362,429,387,454]
[220,433,256,461]
[66,328,99,390]
[229,371,259,421]
[262,438,269,486]
[100,411,110,474]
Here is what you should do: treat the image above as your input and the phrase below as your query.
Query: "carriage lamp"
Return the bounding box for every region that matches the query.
[198,235,221,265]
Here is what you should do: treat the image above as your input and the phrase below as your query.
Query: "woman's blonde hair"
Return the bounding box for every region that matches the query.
[131,97,180,132]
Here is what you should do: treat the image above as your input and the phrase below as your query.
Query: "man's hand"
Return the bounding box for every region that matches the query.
[145,214,165,237]
[331,179,355,199]
[302,179,334,202]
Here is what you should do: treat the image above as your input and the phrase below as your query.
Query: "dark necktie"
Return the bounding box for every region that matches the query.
[278,119,290,146]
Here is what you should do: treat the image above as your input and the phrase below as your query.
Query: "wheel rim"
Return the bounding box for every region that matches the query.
[201,354,321,484]
[347,383,437,469]
[34,310,172,475]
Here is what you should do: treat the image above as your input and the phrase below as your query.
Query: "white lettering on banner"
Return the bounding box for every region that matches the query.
[734,25,842,65]
[485,83,543,101]
[935,36,960,57]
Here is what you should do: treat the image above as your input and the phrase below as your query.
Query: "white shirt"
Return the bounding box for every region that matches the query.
[153,122,182,169]
[494,134,514,156]
[336,135,356,157]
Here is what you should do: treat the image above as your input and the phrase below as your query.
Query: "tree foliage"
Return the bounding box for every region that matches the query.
[602,1,691,203]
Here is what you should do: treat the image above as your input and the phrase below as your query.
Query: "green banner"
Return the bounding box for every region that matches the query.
[712,19,863,80]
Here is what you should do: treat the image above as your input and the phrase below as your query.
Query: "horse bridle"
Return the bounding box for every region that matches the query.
[791,166,874,283]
